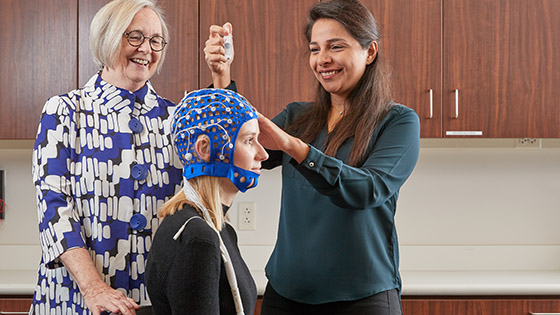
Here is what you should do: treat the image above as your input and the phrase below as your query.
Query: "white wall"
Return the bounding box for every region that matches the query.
[1,140,560,278]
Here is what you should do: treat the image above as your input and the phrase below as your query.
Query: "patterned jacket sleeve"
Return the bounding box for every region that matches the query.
[32,94,85,268]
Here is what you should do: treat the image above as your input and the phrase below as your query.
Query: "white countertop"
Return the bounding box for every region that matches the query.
[400,271,560,295]
[0,270,37,295]
[2,269,560,296]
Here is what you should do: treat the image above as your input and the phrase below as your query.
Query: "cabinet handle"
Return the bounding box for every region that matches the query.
[429,89,433,119]
[454,89,459,119]
[529,313,560,315]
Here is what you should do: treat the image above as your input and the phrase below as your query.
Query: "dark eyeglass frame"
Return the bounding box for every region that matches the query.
[123,30,167,52]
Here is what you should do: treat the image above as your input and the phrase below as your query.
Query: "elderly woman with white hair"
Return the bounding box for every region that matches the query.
[31,0,183,314]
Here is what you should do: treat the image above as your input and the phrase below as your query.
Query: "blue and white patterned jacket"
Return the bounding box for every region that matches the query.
[30,73,183,314]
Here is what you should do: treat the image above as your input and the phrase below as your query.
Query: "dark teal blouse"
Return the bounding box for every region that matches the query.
[263,102,420,304]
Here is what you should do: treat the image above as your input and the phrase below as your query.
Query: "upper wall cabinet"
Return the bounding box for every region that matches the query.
[199,0,317,119]
[365,0,443,137]
[367,0,560,138]
[2,0,558,139]
[443,0,560,138]
[152,0,199,104]
[0,0,77,139]
[0,0,198,140]
[77,0,110,88]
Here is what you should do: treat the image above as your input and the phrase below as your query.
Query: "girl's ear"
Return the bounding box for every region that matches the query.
[195,135,211,162]
[366,41,378,65]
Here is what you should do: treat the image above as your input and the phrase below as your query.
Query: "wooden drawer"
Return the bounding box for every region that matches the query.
[0,296,33,314]
[402,296,560,315]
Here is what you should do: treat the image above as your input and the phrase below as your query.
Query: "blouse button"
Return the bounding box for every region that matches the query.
[131,164,148,180]
[129,117,144,133]
[130,213,147,231]
[308,161,315,168]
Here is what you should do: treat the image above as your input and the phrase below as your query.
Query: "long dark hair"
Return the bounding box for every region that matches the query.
[288,0,393,167]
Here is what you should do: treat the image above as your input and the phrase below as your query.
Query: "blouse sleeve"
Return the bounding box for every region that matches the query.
[261,104,290,170]
[293,107,420,210]
[32,95,85,268]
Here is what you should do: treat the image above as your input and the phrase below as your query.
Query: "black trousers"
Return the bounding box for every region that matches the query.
[261,283,403,315]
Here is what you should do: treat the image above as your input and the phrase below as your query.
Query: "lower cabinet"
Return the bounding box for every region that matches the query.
[402,296,560,315]
[7,295,559,314]
[0,296,260,315]
[254,297,263,315]
[0,296,33,314]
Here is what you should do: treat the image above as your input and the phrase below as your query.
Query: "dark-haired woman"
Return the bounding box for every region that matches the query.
[205,0,419,314]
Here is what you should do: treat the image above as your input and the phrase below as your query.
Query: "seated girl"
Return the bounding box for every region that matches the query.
[146,88,268,315]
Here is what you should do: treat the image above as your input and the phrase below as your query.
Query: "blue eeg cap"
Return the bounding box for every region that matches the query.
[172,88,260,192]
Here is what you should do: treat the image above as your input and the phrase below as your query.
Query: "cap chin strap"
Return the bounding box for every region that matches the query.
[184,163,260,193]
[173,180,245,315]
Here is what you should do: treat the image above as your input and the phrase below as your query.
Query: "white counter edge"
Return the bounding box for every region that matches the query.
[2,270,560,296]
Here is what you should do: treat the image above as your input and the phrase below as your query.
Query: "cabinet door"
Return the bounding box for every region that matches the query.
[149,0,199,103]
[78,0,110,87]
[363,0,442,138]
[402,299,481,315]
[443,0,560,138]
[78,0,198,104]
[402,297,560,315]
[199,0,317,118]
[0,297,33,313]
[481,299,560,314]
[527,299,560,314]
[0,0,77,139]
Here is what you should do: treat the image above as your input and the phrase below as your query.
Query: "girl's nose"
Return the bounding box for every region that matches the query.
[256,142,269,161]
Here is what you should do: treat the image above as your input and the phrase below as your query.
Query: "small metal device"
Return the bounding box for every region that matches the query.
[224,34,233,61]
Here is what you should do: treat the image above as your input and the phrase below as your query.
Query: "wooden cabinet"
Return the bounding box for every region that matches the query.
[442,0,560,138]
[365,0,560,138]
[254,297,262,315]
[402,296,560,315]
[0,296,33,314]
[251,296,560,315]
[2,0,559,139]
[0,0,77,139]
[0,0,198,140]
[200,0,560,137]
[77,0,110,88]
[365,0,443,137]
[150,0,199,104]
[199,0,317,119]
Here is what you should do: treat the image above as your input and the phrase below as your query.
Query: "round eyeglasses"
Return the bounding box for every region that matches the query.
[123,30,167,52]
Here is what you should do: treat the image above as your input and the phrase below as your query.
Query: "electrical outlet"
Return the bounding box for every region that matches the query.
[238,202,256,230]
[515,138,541,148]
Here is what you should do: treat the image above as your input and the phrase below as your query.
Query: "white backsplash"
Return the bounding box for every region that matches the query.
[1,140,560,277]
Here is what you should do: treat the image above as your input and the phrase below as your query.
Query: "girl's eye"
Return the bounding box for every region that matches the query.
[332,45,344,50]
[246,137,254,144]
[309,47,319,53]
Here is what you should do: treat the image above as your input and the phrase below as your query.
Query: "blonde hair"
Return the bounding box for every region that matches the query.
[89,0,169,73]
[159,176,226,230]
